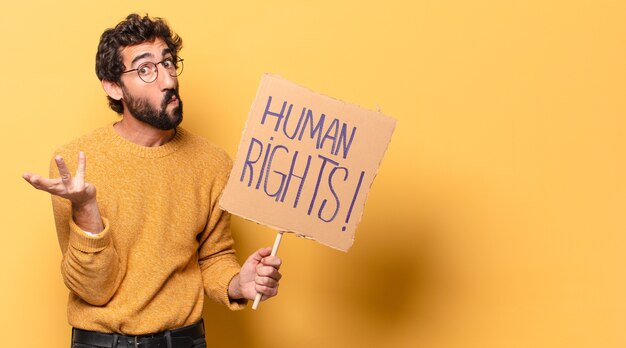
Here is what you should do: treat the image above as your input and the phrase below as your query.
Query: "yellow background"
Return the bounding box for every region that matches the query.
[1,1,625,347]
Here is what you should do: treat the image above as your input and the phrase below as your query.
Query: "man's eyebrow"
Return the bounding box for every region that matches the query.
[162,47,173,57]
[131,52,154,66]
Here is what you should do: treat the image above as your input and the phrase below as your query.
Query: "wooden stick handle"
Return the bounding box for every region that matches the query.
[252,231,284,310]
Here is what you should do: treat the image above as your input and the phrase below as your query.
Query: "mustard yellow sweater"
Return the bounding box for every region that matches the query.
[50,124,245,335]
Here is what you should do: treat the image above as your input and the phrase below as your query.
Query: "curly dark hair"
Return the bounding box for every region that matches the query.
[95,14,183,114]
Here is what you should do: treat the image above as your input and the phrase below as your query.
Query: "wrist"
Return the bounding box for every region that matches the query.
[72,198,104,233]
[71,195,97,211]
[228,274,244,300]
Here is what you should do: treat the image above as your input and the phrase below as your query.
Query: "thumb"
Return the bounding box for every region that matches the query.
[247,247,272,264]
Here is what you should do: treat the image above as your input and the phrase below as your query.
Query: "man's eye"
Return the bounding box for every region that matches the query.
[162,59,174,68]
[138,65,152,76]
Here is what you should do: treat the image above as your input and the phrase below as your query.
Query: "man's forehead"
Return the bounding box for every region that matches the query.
[120,39,170,65]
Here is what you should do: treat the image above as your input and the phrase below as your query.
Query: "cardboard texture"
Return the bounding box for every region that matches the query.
[219,74,396,251]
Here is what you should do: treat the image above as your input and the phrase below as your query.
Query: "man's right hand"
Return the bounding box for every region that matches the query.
[23,151,104,233]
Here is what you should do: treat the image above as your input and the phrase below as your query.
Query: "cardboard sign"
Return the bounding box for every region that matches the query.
[219,74,396,251]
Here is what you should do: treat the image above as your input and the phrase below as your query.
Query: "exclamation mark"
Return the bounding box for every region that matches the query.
[342,170,365,231]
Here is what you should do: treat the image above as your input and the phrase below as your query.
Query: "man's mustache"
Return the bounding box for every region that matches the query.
[162,89,180,108]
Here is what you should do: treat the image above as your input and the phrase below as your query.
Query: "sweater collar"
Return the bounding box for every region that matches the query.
[105,122,185,158]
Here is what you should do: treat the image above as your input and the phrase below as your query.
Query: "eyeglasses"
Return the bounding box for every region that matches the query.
[121,57,184,83]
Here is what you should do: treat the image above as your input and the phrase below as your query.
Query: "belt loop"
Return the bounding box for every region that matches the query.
[134,336,139,348]
[165,330,172,348]
[111,334,118,348]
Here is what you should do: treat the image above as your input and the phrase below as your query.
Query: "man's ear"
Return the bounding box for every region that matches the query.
[102,80,123,100]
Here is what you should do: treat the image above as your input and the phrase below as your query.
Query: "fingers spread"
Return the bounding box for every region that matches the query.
[23,174,62,193]
[23,173,40,188]
[76,151,86,178]
[25,174,46,189]
[55,156,72,184]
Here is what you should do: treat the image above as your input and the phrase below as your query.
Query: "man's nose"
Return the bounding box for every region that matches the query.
[156,63,177,89]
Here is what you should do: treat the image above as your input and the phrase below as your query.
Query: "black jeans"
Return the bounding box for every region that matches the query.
[71,339,206,348]
[71,320,206,348]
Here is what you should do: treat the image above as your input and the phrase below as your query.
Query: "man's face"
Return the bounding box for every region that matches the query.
[119,39,183,130]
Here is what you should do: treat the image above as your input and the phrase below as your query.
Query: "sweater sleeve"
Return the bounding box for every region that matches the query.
[50,156,123,306]
[197,207,247,310]
[197,150,247,310]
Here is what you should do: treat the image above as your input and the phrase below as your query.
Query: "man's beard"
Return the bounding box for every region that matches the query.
[122,88,183,130]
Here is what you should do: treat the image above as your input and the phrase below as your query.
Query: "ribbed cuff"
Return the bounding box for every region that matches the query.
[68,217,111,253]
[221,269,248,311]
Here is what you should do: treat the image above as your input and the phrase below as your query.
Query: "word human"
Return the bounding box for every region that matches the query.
[260,96,357,159]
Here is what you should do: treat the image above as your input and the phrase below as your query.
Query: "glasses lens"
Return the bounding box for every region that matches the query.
[173,59,184,77]
[138,63,158,83]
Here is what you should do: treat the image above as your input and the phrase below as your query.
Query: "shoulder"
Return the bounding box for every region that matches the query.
[177,127,233,176]
[49,125,113,176]
[53,125,112,158]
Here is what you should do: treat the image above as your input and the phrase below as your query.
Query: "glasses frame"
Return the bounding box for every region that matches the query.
[121,57,184,83]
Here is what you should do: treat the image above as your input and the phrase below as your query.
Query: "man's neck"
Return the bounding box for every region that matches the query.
[113,115,176,147]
